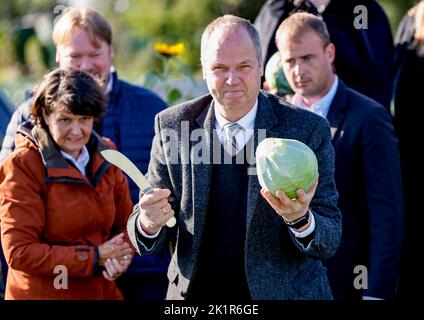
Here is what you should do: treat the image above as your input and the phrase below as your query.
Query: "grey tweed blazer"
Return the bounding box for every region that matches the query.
[128,91,341,300]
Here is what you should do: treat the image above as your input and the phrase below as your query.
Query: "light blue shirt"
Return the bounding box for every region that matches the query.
[291,75,339,119]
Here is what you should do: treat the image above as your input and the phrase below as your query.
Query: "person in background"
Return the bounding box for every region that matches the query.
[0,90,14,146]
[0,68,133,299]
[127,14,341,300]
[254,0,394,110]
[0,7,169,301]
[0,91,13,294]
[275,12,403,300]
[392,0,424,300]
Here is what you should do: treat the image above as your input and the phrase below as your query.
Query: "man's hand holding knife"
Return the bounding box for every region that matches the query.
[138,188,175,235]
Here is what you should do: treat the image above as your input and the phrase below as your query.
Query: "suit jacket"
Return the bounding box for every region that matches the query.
[324,80,404,299]
[128,91,342,300]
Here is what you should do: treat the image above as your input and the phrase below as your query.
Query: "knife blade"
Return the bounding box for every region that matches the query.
[100,149,176,228]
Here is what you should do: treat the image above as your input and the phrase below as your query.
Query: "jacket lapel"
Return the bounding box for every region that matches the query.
[192,101,215,246]
[326,80,349,142]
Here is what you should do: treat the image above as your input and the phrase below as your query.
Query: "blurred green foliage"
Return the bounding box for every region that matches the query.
[0,0,421,107]
[0,0,265,106]
[380,0,418,33]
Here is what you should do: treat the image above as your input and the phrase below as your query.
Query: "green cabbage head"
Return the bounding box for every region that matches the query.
[256,138,318,199]
[264,52,294,97]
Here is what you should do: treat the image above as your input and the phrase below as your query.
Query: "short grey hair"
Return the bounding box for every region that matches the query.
[200,14,262,68]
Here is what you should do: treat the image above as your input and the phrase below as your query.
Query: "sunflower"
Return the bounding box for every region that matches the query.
[154,42,185,57]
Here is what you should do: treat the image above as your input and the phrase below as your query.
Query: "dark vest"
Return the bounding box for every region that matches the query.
[189,141,251,301]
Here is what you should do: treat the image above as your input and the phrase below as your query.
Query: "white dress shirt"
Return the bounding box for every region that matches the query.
[214,100,258,149]
[60,145,90,176]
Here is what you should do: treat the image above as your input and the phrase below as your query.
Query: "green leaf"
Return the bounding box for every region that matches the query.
[167,88,182,105]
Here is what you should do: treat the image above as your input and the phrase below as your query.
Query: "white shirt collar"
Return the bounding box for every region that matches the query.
[104,72,114,96]
[214,99,258,131]
[214,99,258,150]
[291,75,338,118]
[60,145,90,176]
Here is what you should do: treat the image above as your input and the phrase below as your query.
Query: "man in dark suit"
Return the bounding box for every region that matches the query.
[275,12,404,300]
[127,14,341,300]
[254,0,394,110]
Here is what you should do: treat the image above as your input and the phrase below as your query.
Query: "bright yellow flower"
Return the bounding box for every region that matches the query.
[154,42,185,56]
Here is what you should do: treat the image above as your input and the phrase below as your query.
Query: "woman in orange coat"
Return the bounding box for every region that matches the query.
[0,68,134,299]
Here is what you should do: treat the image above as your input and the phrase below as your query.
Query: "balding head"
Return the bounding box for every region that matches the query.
[200,14,262,69]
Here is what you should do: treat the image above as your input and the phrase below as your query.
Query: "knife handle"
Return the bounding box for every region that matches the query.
[166,217,177,228]
[144,189,176,228]
[165,195,177,228]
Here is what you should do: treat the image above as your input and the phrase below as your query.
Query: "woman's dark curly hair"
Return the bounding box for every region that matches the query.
[31,68,106,128]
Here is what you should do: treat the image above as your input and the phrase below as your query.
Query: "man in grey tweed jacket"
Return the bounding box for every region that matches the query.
[127,15,341,300]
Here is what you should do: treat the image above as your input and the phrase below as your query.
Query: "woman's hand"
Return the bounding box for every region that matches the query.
[102,256,132,281]
[97,233,133,266]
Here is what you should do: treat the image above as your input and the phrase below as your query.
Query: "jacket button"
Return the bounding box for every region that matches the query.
[181,291,187,298]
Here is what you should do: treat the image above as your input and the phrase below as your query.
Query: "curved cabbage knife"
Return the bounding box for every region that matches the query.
[100,149,176,228]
